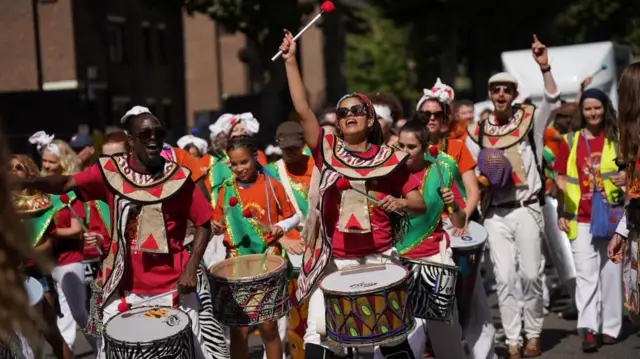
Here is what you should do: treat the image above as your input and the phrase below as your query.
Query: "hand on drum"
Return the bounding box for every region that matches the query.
[211,220,225,235]
[608,233,625,264]
[177,268,197,294]
[83,231,104,248]
[450,222,469,237]
[278,237,304,255]
[557,217,570,233]
[376,195,407,213]
[279,30,296,63]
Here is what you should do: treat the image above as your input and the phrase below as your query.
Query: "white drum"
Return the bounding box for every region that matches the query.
[445,220,488,250]
[288,253,303,274]
[23,276,43,307]
[103,306,194,359]
[319,264,415,347]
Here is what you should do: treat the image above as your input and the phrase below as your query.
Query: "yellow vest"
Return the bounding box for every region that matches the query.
[563,131,622,240]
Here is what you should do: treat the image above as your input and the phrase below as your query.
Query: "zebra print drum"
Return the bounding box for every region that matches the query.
[84,278,104,337]
[209,254,290,326]
[320,264,414,348]
[401,258,458,322]
[103,306,195,359]
[448,220,487,328]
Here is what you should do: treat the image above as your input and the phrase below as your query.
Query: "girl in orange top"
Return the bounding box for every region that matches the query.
[212,135,301,359]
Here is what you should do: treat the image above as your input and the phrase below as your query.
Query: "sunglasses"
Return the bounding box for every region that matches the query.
[336,104,367,119]
[10,163,25,171]
[419,110,445,121]
[490,85,515,95]
[131,128,166,142]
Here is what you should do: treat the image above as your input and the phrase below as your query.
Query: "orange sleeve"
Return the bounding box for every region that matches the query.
[174,147,205,182]
[257,150,268,167]
[450,140,476,174]
[212,187,224,222]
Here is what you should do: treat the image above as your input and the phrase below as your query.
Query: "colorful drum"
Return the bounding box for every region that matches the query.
[209,254,290,326]
[447,220,487,328]
[84,278,104,337]
[401,258,458,322]
[320,264,414,348]
[103,306,194,359]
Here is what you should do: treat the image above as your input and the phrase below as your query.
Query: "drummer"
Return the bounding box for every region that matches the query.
[211,135,302,359]
[391,121,468,358]
[280,31,427,358]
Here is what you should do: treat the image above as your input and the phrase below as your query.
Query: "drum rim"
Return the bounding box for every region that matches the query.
[319,264,409,296]
[447,220,488,248]
[400,257,459,271]
[103,306,192,344]
[208,254,287,282]
[326,319,416,348]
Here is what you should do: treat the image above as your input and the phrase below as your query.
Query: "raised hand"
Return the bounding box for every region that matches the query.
[531,34,549,69]
[279,30,297,63]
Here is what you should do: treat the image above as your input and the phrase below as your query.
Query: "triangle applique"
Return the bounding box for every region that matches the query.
[171,168,187,181]
[140,234,160,251]
[122,181,137,194]
[511,129,520,137]
[474,126,480,136]
[355,168,372,176]
[488,137,500,146]
[345,214,363,230]
[103,159,117,172]
[144,185,164,198]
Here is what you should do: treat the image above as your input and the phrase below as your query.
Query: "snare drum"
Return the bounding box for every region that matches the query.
[103,306,194,359]
[85,278,104,337]
[447,220,487,327]
[209,254,290,326]
[401,258,458,322]
[320,264,414,348]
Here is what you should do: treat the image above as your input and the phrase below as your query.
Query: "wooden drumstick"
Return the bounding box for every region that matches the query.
[339,264,387,275]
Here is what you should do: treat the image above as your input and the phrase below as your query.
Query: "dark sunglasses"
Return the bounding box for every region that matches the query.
[419,110,445,121]
[131,128,166,142]
[490,85,515,95]
[336,104,367,119]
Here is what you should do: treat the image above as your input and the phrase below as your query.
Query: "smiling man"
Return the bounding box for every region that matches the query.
[18,107,229,359]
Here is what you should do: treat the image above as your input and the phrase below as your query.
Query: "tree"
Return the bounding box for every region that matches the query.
[344,4,417,103]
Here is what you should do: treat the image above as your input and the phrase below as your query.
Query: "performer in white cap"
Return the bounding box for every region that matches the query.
[464,35,560,359]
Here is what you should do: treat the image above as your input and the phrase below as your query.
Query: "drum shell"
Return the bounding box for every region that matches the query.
[286,277,308,359]
[402,258,458,322]
[542,196,576,286]
[209,254,291,326]
[451,243,484,328]
[85,278,104,337]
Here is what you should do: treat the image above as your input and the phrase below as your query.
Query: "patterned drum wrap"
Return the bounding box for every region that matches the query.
[85,278,104,337]
[103,306,195,359]
[209,254,290,326]
[286,272,308,359]
[320,264,414,347]
[402,258,458,321]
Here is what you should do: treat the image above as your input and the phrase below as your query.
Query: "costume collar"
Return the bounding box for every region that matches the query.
[466,104,535,149]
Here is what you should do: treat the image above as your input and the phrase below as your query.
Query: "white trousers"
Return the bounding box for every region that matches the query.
[97,291,212,359]
[516,254,550,309]
[572,223,623,336]
[483,204,544,345]
[51,261,95,351]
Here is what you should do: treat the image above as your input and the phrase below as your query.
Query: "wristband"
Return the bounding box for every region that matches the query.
[541,66,551,73]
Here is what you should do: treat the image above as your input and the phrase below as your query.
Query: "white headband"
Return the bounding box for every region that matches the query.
[265,144,282,156]
[29,131,60,157]
[210,112,260,138]
[416,78,455,111]
[373,105,393,125]
[177,135,208,155]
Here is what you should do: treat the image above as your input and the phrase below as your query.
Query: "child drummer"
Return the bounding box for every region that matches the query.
[280,30,427,358]
[211,135,302,359]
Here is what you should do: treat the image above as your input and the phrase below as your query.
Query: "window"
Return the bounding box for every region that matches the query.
[157,24,168,65]
[107,22,126,64]
[142,22,153,63]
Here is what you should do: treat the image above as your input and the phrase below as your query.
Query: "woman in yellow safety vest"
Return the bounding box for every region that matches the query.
[554,88,625,353]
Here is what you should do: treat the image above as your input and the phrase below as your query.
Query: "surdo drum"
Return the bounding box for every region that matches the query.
[401,257,458,322]
[209,254,290,326]
[447,220,488,328]
[103,306,195,359]
[320,264,414,347]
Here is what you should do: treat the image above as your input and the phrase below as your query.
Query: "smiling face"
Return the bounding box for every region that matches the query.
[336,97,373,142]
[397,131,425,169]
[230,123,247,138]
[227,146,257,182]
[41,148,62,175]
[420,100,447,135]
[581,98,605,129]
[128,115,165,169]
[489,83,517,115]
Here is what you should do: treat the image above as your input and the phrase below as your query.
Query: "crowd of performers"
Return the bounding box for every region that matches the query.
[4,32,640,359]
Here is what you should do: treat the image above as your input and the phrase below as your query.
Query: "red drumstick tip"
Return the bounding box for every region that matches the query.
[229,197,238,207]
[320,1,336,13]
[428,146,439,158]
[59,193,70,204]
[242,208,253,218]
[335,178,352,191]
[117,301,129,313]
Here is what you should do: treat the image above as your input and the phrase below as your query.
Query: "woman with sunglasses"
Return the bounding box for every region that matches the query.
[280,30,426,358]
[9,154,74,359]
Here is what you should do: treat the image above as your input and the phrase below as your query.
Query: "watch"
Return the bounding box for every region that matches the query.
[541,66,551,73]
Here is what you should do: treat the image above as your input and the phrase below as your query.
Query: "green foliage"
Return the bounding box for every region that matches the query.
[345,4,417,102]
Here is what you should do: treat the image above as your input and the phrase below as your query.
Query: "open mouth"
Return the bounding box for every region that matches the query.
[345,117,358,127]
[146,142,161,155]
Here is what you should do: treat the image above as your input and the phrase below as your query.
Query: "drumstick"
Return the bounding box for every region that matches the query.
[591,64,607,78]
[118,289,179,312]
[59,194,104,256]
[335,178,403,215]
[271,1,336,62]
[428,146,455,215]
[222,197,238,220]
[242,208,270,232]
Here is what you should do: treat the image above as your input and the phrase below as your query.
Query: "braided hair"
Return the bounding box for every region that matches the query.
[336,93,384,146]
[226,135,263,171]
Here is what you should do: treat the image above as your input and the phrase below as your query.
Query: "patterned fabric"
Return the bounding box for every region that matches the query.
[220,181,270,256]
[624,232,640,314]
[208,159,233,209]
[15,192,64,247]
[195,266,231,358]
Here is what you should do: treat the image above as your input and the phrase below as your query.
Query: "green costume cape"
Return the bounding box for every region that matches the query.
[221,180,270,256]
[263,157,310,218]
[208,158,233,209]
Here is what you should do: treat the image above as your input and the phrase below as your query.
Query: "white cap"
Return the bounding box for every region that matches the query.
[120,106,153,125]
[488,72,518,88]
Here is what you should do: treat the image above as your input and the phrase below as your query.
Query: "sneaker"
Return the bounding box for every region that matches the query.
[582,332,598,353]
[507,344,521,359]
[522,337,541,357]
[601,334,617,345]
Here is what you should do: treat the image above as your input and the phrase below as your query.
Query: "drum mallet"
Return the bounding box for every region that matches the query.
[335,178,403,215]
[59,194,104,256]
[591,64,607,79]
[118,289,179,312]
[428,146,456,215]
[220,197,238,221]
[242,208,271,232]
[271,1,336,62]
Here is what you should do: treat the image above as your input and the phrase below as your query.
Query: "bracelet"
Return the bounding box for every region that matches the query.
[541,66,551,73]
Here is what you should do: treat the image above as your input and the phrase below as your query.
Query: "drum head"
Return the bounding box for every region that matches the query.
[447,220,487,249]
[320,264,407,295]
[209,254,286,282]
[23,276,43,307]
[105,307,190,343]
[288,253,302,270]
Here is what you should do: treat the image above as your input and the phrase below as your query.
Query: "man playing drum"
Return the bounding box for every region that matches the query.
[18,108,222,359]
[280,31,427,358]
[464,35,560,359]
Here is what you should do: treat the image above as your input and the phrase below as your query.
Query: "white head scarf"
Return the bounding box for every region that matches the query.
[373,105,393,125]
[265,144,282,156]
[177,135,208,155]
[209,112,259,139]
[29,131,60,157]
[416,78,455,111]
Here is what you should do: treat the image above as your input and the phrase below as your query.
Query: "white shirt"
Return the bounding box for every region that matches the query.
[465,90,561,205]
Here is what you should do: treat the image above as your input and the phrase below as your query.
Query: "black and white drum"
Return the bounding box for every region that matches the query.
[447,220,487,328]
[103,306,195,359]
[402,258,458,322]
[83,258,101,285]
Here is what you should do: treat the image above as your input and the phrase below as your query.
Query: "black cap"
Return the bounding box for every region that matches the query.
[275,122,304,149]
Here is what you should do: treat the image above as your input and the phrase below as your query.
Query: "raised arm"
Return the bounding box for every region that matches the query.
[280,30,321,149]
[22,174,76,194]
